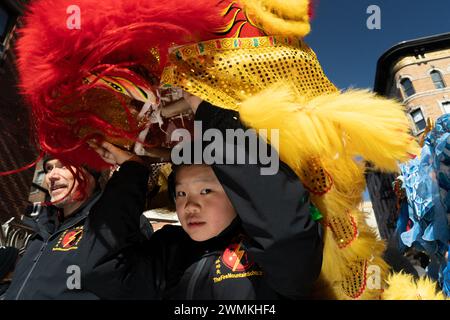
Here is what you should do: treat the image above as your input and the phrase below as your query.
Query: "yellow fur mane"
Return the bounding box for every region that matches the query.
[237,83,426,299]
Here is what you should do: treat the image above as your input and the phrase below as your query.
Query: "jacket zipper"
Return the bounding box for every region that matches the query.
[14,240,48,300]
[53,193,102,235]
[186,254,209,300]
[13,194,101,299]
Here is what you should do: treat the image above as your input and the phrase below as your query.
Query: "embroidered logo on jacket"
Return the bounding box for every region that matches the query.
[53,226,84,251]
[213,241,263,283]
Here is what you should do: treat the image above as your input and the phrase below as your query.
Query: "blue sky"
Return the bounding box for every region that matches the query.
[305,0,450,90]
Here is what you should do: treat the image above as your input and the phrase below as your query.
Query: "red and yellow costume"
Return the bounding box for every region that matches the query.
[15,0,445,299]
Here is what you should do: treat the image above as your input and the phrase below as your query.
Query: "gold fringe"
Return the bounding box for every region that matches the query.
[318,211,388,299]
[382,273,447,300]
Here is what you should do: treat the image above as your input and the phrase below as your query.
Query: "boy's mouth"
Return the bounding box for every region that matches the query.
[187,221,206,227]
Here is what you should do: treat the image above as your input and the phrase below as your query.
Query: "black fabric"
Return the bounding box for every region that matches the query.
[148,219,284,299]
[144,101,323,299]
[0,247,18,280]
[4,161,151,300]
[195,100,242,132]
[0,282,10,299]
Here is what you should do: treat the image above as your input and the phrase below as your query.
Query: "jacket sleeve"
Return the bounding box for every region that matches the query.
[87,160,150,252]
[195,101,324,298]
[80,161,158,299]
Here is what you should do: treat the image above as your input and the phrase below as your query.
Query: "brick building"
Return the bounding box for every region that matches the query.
[375,32,450,135]
[367,32,450,239]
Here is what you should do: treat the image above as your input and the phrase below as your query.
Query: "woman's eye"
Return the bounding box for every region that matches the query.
[200,189,211,195]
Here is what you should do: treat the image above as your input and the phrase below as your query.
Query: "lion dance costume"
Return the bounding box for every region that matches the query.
[15,0,446,299]
[395,114,450,296]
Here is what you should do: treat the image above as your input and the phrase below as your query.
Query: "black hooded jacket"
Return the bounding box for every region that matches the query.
[144,101,324,299]
[4,161,151,300]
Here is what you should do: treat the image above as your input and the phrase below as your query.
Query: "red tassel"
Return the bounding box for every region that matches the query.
[0,151,44,176]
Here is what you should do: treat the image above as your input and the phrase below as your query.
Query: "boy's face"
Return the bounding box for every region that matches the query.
[175,165,237,242]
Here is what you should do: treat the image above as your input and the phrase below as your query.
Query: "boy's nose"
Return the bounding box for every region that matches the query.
[184,198,200,214]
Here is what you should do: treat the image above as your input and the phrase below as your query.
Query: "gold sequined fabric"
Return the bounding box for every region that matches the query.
[300,158,333,195]
[63,88,142,149]
[326,213,358,249]
[161,36,337,110]
[147,163,168,191]
[341,259,368,299]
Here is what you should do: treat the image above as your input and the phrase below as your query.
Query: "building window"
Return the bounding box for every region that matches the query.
[411,109,426,132]
[442,101,450,114]
[400,78,415,98]
[430,70,446,89]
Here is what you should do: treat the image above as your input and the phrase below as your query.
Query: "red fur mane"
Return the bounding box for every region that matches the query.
[16,0,224,168]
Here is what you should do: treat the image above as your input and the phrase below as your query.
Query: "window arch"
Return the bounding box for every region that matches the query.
[430,70,446,89]
[400,78,415,98]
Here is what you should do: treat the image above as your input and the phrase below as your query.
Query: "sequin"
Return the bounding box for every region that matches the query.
[161,36,337,111]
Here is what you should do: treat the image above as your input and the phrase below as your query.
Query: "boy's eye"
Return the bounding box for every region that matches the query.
[176,191,186,197]
[200,189,211,195]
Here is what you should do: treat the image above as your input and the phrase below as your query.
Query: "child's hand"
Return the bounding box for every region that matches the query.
[88,140,142,165]
[183,91,202,114]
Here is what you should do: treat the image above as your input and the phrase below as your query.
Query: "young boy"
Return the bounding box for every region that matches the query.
[146,99,323,299]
